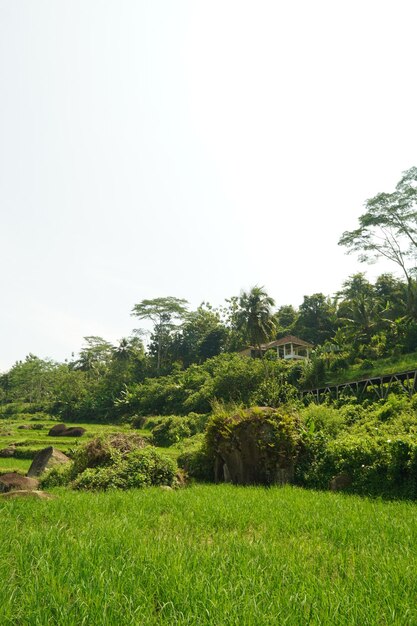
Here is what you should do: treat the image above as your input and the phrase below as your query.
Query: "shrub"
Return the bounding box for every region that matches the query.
[72,448,176,491]
[177,447,213,482]
[0,402,47,416]
[299,430,417,498]
[250,378,298,407]
[151,417,192,446]
[117,354,279,416]
[41,433,176,491]
[40,464,73,488]
[301,404,347,437]
[150,413,208,447]
[70,433,147,477]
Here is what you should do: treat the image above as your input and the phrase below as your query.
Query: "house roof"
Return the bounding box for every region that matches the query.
[262,335,314,349]
[239,335,314,354]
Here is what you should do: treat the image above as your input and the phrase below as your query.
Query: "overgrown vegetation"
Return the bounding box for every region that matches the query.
[2,167,417,502]
[41,434,176,491]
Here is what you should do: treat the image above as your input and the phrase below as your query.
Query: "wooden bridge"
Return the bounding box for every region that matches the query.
[301,369,417,402]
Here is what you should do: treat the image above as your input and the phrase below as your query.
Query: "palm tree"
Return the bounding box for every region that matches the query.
[237,286,276,359]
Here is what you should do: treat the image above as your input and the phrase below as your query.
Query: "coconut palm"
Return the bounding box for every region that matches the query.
[237,286,276,358]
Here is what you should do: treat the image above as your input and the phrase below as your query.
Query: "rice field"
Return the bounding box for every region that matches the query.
[1,484,416,625]
[0,418,138,470]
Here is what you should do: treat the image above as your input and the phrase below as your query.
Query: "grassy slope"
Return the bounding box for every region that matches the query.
[325,350,417,385]
[0,419,145,473]
[1,485,417,625]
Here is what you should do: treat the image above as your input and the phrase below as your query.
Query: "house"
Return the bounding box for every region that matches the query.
[240,335,313,360]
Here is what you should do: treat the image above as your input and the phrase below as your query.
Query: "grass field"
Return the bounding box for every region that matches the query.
[1,484,417,625]
[325,350,417,385]
[0,419,142,471]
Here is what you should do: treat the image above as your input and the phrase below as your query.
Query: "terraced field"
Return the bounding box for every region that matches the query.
[0,418,136,473]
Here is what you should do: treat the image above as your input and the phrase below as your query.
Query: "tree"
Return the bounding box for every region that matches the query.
[339,167,417,316]
[74,337,114,377]
[219,296,247,352]
[374,273,408,322]
[131,297,188,374]
[236,286,276,357]
[294,293,336,345]
[275,304,298,337]
[6,355,58,404]
[170,303,226,367]
[336,275,379,349]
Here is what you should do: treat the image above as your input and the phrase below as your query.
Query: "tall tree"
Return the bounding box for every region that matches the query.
[131,297,188,374]
[275,304,298,338]
[336,275,379,348]
[170,303,226,367]
[6,355,58,403]
[339,167,417,316]
[237,286,276,357]
[294,293,336,345]
[74,337,114,377]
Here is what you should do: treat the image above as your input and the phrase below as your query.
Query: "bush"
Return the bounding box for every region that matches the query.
[177,447,213,482]
[40,433,176,491]
[40,464,73,488]
[301,404,347,437]
[118,354,282,416]
[70,433,147,477]
[298,429,417,498]
[72,448,177,491]
[150,413,208,447]
[0,402,47,416]
[250,378,298,407]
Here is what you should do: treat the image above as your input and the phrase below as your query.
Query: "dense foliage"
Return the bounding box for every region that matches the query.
[41,434,176,491]
[2,268,417,422]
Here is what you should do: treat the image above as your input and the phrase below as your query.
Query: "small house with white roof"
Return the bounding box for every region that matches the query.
[240,335,313,360]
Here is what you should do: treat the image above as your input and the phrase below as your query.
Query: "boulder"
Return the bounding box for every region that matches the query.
[27,446,71,477]
[0,490,56,500]
[330,473,352,491]
[60,427,86,437]
[0,472,39,493]
[48,423,68,436]
[209,407,299,486]
[18,424,34,430]
[48,424,86,437]
[0,446,16,458]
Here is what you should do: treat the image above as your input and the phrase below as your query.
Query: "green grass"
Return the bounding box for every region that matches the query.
[0,457,30,473]
[0,485,416,625]
[325,350,417,385]
[0,419,138,472]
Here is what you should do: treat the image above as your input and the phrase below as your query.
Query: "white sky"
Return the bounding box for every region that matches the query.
[1,0,417,371]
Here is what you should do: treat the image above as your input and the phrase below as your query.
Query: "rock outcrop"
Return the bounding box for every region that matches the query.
[27,446,71,477]
[48,424,86,437]
[60,427,86,437]
[48,423,68,436]
[329,473,352,491]
[207,407,300,486]
[0,472,39,493]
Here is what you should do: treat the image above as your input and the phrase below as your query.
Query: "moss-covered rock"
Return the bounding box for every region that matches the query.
[205,406,301,485]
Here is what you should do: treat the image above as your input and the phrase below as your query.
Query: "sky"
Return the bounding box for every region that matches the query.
[1,0,417,371]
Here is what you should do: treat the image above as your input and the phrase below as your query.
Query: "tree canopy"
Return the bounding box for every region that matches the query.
[339,167,417,282]
[236,286,276,354]
[132,297,189,373]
